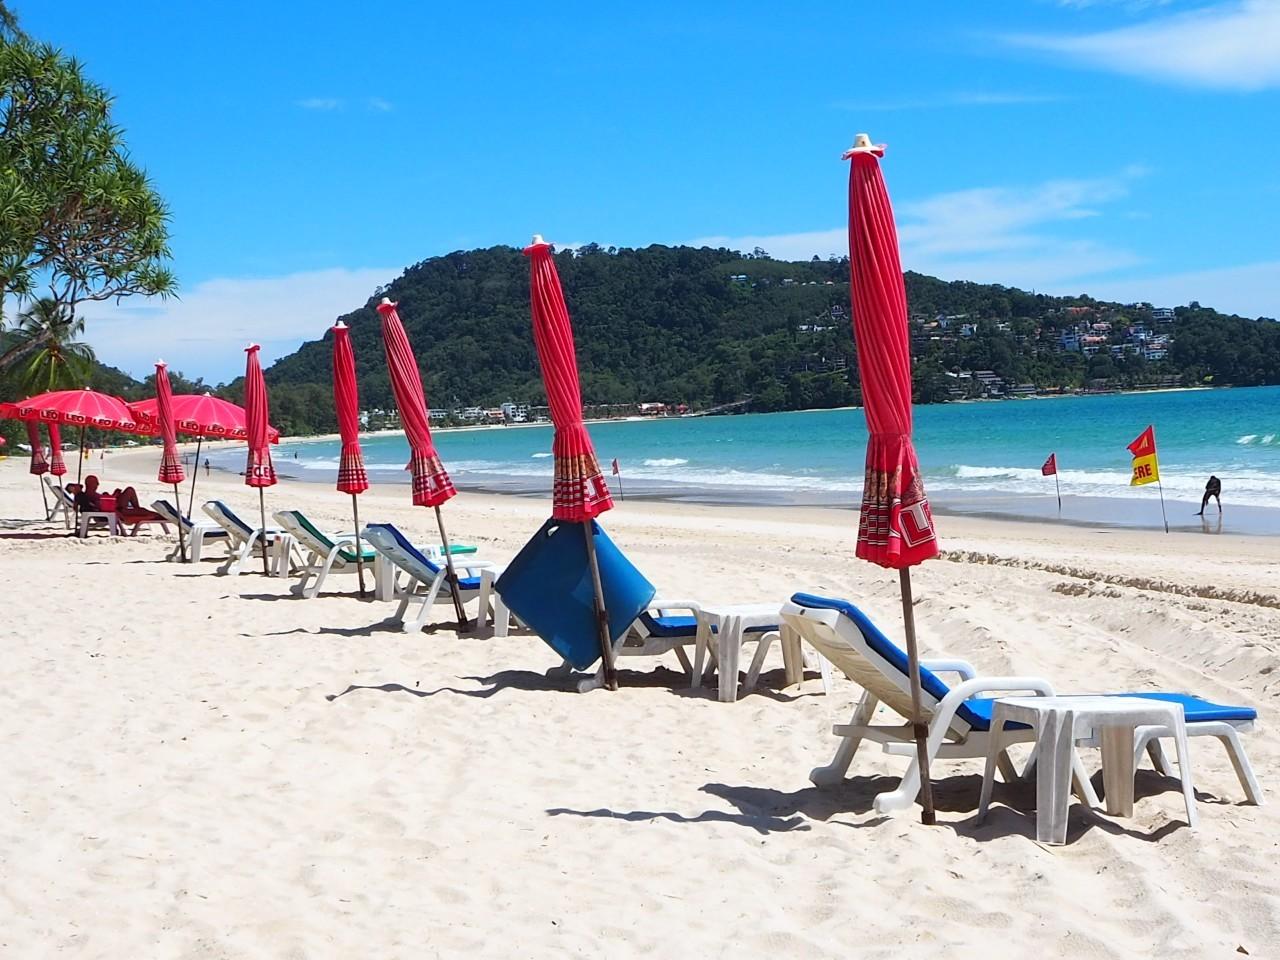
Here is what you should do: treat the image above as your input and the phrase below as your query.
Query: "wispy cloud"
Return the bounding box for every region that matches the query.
[1007,0,1280,90]
[1053,0,1174,10]
[1081,259,1280,319]
[79,267,400,382]
[295,97,395,113]
[689,167,1147,288]
[836,91,1068,112]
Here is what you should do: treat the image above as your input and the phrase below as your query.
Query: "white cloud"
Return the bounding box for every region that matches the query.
[78,267,400,383]
[367,97,394,112]
[836,91,1068,111]
[690,167,1147,287]
[1007,0,1280,90]
[297,97,343,110]
[1078,259,1280,318]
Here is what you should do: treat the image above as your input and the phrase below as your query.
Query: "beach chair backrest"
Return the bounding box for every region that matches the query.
[151,499,185,527]
[45,475,72,504]
[277,510,334,553]
[784,593,978,732]
[205,500,252,539]
[362,523,442,580]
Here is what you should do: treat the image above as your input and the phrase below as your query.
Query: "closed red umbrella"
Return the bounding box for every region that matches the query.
[375,298,467,626]
[26,420,49,475]
[26,420,50,519]
[331,320,369,594]
[155,361,188,561]
[846,134,941,823]
[130,393,279,521]
[47,423,67,477]
[243,344,277,574]
[524,235,618,688]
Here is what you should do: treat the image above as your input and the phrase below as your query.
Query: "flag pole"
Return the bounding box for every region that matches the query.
[1157,477,1169,533]
[1055,471,1061,512]
[899,568,936,825]
[173,482,188,561]
[351,494,367,596]
[583,521,619,691]
[434,505,469,630]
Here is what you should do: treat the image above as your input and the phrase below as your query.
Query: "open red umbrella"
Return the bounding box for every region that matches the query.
[130,393,279,521]
[154,361,188,561]
[524,235,618,688]
[12,387,154,530]
[331,320,369,594]
[846,134,941,823]
[243,344,277,575]
[375,298,467,626]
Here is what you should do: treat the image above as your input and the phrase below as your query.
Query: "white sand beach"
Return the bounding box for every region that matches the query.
[1,447,1276,958]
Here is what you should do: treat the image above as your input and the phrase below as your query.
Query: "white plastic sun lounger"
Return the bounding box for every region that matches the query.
[44,476,73,528]
[202,500,289,576]
[362,522,498,632]
[781,593,1263,815]
[151,499,232,563]
[273,509,379,599]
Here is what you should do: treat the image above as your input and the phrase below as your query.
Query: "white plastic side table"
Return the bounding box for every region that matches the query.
[978,695,1197,845]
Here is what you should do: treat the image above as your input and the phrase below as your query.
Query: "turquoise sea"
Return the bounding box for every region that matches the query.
[218,386,1280,531]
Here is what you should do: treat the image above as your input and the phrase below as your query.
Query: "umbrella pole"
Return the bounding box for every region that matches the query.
[186,436,203,521]
[434,505,469,631]
[257,487,270,576]
[351,494,367,596]
[899,568,936,825]
[173,483,188,562]
[583,521,618,691]
[74,425,85,535]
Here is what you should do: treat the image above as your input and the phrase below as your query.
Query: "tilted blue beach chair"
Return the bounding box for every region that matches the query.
[780,593,1262,815]
[361,522,497,632]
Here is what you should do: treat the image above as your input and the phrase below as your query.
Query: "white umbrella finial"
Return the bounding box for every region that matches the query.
[334,320,348,330]
[380,297,393,306]
[531,233,546,246]
[843,132,886,160]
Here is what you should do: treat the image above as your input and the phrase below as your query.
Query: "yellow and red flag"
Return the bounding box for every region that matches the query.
[1128,425,1160,486]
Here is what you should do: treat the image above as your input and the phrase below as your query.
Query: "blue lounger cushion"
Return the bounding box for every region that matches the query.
[789,592,1257,731]
[638,613,776,639]
[156,499,230,536]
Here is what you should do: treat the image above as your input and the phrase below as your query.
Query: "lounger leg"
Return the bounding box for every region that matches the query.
[401,572,447,632]
[1218,728,1265,805]
[493,595,511,639]
[393,581,415,623]
[996,750,1019,785]
[1171,716,1199,829]
[1040,710,1076,845]
[690,619,712,689]
[977,716,1008,823]
[673,645,693,676]
[1144,735,1173,776]
[718,616,742,703]
[743,631,777,693]
[476,571,493,634]
[811,692,878,787]
[303,553,339,599]
[1100,724,1136,817]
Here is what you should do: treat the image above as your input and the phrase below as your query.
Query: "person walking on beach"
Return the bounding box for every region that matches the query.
[1196,475,1222,515]
[204,457,211,477]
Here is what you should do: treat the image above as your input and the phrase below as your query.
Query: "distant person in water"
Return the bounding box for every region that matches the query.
[1196,475,1222,516]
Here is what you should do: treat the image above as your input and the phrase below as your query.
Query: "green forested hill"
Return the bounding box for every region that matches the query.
[258,243,1279,435]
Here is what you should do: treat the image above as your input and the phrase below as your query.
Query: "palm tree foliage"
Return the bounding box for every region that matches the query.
[0,296,95,393]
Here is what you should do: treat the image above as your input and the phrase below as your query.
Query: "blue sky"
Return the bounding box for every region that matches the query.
[26,0,1280,382]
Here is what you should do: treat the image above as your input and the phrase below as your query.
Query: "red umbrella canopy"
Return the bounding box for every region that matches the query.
[26,421,49,475]
[846,138,938,567]
[331,322,368,495]
[130,394,280,442]
[14,387,150,434]
[375,299,455,507]
[154,361,186,486]
[524,237,613,521]
[243,344,277,488]
[47,423,67,476]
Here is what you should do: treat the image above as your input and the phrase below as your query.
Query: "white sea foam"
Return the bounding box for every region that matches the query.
[1238,435,1258,444]
[641,458,689,467]
[530,452,552,458]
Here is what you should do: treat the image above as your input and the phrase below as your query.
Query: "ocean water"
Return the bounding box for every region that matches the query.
[220,385,1280,525]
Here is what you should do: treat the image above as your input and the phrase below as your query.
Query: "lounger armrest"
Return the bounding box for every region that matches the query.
[649,599,703,616]
[919,658,978,681]
[928,676,1057,751]
[456,560,497,575]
